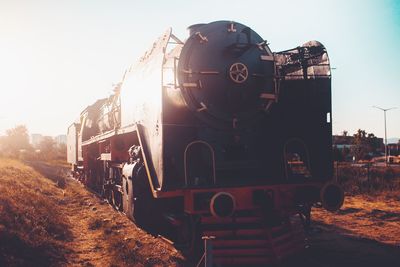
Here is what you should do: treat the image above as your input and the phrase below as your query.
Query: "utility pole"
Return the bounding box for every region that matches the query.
[373,106,397,166]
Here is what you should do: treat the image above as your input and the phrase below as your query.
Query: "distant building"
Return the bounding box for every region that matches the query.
[332,135,354,161]
[332,134,384,161]
[332,135,354,149]
[332,135,384,152]
[31,133,67,147]
[30,134,43,147]
[54,134,67,145]
[388,143,400,156]
[332,135,353,145]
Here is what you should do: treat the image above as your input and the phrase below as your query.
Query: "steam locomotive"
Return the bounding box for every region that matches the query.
[67,21,344,265]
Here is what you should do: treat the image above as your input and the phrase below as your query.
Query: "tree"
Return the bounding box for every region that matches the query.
[55,143,67,160]
[38,136,56,160]
[1,125,32,157]
[352,129,366,160]
[333,145,344,161]
[0,135,5,156]
[366,133,380,154]
[342,146,351,161]
[352,129,380,161]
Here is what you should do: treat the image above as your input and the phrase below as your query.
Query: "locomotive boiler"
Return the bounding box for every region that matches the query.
[67,20,344,265]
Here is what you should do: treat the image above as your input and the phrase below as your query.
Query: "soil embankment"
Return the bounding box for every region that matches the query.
[0,158,183,267]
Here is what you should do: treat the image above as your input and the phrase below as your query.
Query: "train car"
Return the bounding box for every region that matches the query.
[67,122,80,170]
[68,20,344,265]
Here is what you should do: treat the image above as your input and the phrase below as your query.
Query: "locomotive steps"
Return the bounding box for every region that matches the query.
[0,158,183,267]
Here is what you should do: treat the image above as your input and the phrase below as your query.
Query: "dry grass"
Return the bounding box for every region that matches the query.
[47,159,71,169]
[0,158,71,266]
[84,216,183,267]
[335,164,400,197]
[0,158,184,267]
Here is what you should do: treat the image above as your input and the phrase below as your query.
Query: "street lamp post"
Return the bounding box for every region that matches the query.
[373,106,397,166]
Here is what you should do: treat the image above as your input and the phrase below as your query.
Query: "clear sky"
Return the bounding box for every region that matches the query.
[0,0,399,140]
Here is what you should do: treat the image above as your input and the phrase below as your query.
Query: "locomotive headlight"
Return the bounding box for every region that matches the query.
[210,192,236,218]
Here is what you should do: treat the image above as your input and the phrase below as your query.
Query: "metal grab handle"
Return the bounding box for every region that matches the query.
[196,236,216,267]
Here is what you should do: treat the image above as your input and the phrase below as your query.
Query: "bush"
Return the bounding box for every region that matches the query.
[335,163,400,195]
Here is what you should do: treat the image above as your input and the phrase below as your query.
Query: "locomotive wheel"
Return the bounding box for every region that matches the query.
[132,166,152,227]
[107,188,113,204]
[131,163,162,232]
[122,164,149,227]
[298,204,312,231]
[78,171,85,182]
[123,176,135,220]
[132,190,147,227]
[112,189,123,211]
[102,184,113,204]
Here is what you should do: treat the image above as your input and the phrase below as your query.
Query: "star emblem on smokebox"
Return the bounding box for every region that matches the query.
[229,62,248,83]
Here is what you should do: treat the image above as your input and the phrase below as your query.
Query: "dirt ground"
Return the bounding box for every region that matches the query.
[3,160,400,266]
[1,159,183,267]
[43,161,400,267]
[313,194,400,246]
[282,224,400,267]
[59,179,183,267]
[299,195,400,267]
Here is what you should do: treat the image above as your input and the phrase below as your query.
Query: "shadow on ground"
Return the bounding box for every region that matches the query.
[25,160,68,186]
[282,221,400,267]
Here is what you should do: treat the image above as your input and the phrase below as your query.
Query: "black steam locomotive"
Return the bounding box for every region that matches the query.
[67,21,344,265]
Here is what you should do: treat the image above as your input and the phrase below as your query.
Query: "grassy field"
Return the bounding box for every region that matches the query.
[0,158,183,267]
[335,163,400,197]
